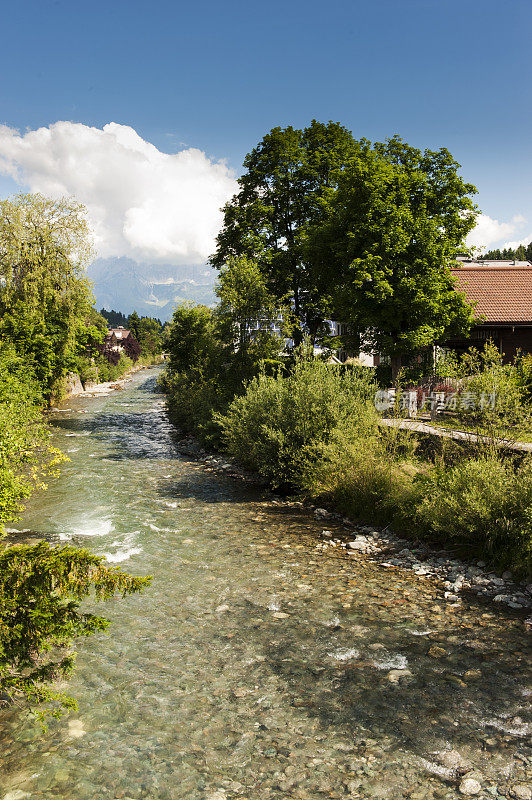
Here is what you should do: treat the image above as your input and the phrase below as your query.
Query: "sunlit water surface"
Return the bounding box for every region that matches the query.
[0,368,530,800]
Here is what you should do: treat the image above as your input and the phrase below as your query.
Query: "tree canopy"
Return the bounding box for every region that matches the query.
[306,137,478,368]
[211,120,360,342]
[0,194,96,397]
[480,242,532,261]
[127,312,164,355]
[212,124,478,364]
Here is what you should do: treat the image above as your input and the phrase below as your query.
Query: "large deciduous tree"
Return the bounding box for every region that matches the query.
[211,120,360,343]
[306,137,478,375]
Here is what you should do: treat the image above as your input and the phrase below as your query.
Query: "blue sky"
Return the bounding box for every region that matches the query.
[0,0,530,262]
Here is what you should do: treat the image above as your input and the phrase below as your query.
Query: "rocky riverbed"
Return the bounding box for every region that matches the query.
[194,445,532,622]
[1,368,530,800]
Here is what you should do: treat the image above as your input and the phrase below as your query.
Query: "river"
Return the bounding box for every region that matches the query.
[0,367,530,800]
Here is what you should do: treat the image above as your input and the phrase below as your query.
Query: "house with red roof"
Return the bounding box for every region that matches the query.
[100,326,141,364]
[449,259,532,361]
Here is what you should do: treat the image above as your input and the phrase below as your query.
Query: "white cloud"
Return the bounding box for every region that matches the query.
[466,213,529,251]
[466,213,517,249]
[0,121,238,265]
[501,233,532,250]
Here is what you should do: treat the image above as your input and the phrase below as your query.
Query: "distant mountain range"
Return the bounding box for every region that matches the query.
[87,257,217,322]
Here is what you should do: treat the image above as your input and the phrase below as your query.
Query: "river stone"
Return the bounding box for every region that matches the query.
[67,719,85,738]
[435,749,471,774]
[386,668,413,683]
[2,793,31,800]
[428,645,447,658]
[464,669,482,680]
[510,786,532,800]
[459,777,482,795]
[348,539,369,551]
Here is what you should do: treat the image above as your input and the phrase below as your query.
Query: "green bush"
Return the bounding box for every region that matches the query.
[310,442,419,528]
[166,371,229,447]
[414,455,532,576]
[0,344,63,531]
[218,360,378,490]
[94,354,133,383]
[437,342,528,426]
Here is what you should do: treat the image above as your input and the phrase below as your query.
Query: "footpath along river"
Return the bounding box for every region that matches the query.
[0,367,530,800]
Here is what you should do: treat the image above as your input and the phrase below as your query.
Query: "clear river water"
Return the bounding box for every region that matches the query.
[0,367,530,800]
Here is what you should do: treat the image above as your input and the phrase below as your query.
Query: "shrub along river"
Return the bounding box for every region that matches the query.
[0,368,530,800]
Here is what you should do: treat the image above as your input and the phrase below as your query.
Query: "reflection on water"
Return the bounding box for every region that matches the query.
[1,368,530,800]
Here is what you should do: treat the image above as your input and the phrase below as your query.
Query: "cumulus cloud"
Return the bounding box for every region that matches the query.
[501,233,532,250]
[466,213,528,251]
[0,121,238,265]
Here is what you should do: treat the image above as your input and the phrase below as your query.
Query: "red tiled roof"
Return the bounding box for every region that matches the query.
[451,265,532,323]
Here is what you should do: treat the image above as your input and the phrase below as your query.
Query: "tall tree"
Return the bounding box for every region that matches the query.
[127,310,141,338]
[216,255,283,362]
[0,194,95,397]
[306,138,479,375]
[211,120,359,343]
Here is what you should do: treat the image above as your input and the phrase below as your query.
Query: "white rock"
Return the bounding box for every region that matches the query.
[386,668,413,683]
[348,539,369,551]
[67,718,86,739]
[459,777,482,795]
[2,792,32,800]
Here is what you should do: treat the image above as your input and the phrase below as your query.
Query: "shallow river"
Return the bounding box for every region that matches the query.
[0,368,530,800]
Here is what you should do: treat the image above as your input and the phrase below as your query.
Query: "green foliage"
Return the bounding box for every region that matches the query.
[216,255,284,368]
[163,304,230,443]
[163,294,283,445]
[95,353,133,383]
[306,137,478,364]
[212,120,359,341]
[127,312,163,355]
[218,360,378,490]
[312,445,419,529]
[165,304,220,380]
[99,308,128,327]
[213,123,478,362]
[414,456,532,575]
[0,542,151,720]
[0,194,96,399]
[0,344,64,532]
[436,342,529,426]
[480,241,532,261]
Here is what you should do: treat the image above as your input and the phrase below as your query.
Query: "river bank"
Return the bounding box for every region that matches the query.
[1,368,531,800]
[172,435,532,625]
[62,362,157,400]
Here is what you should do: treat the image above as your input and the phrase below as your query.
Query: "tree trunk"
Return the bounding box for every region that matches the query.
[292,284,303,346]
[390,355,402,384]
